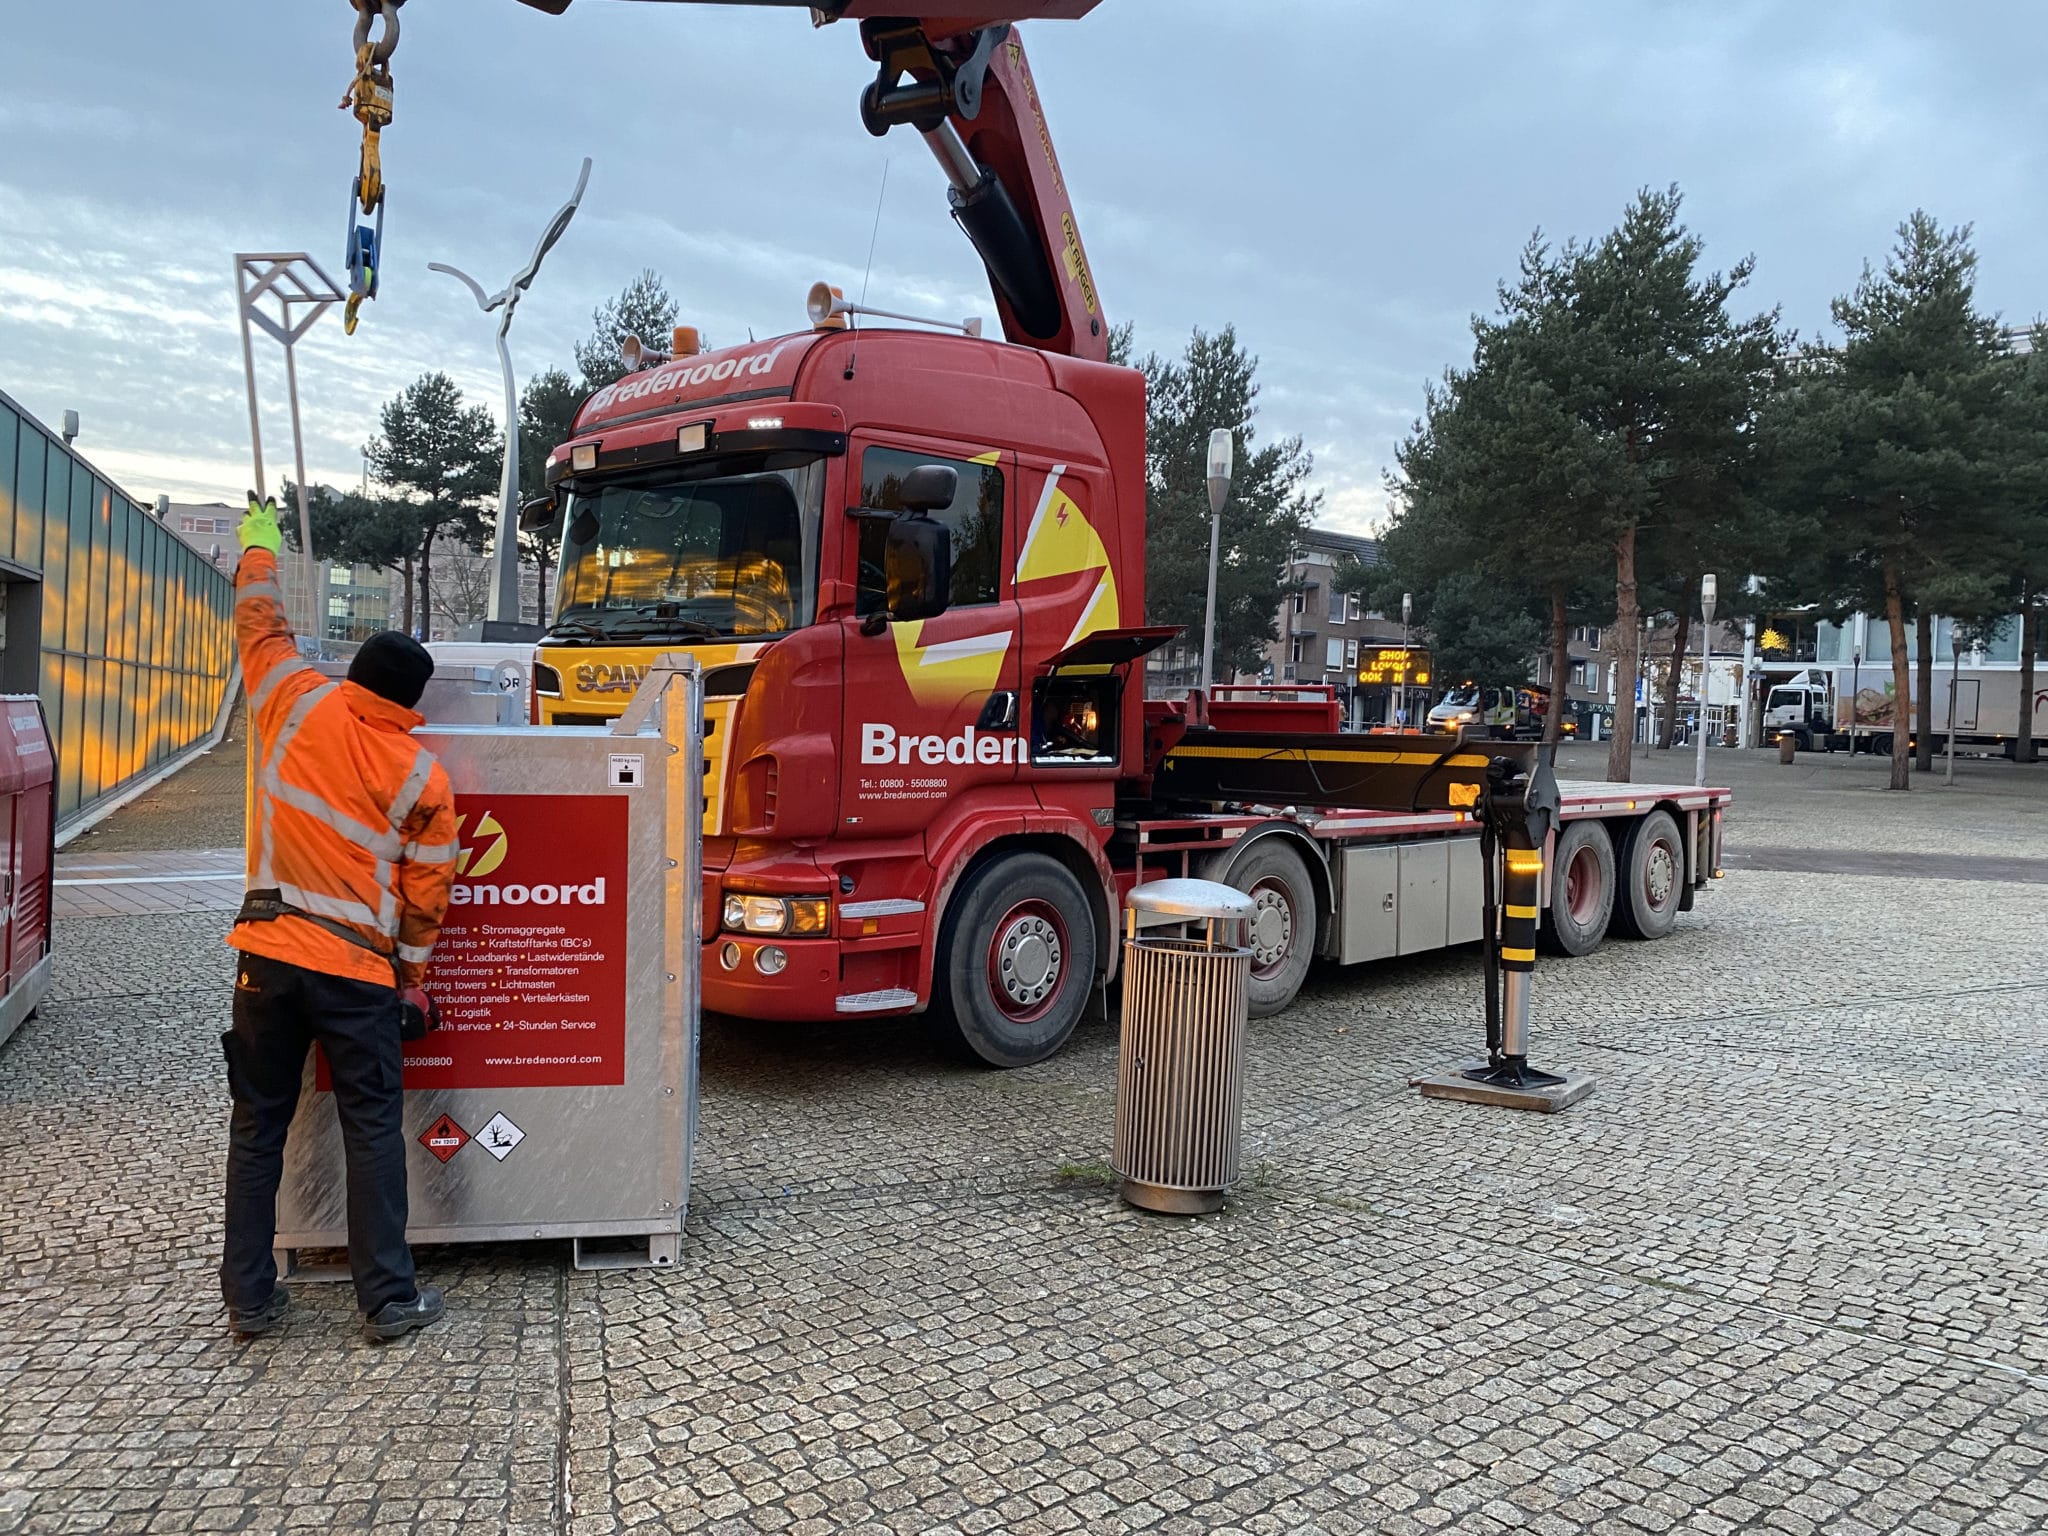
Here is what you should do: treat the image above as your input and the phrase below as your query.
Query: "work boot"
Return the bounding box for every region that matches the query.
[363,1286,445,1343]
[228,1286,291,1338]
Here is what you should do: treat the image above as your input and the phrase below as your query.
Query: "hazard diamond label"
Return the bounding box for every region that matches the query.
[476,1111,525,1162]
[419,1113,469,1163]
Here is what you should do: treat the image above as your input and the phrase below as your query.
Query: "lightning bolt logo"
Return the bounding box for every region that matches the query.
[1015,466,1120,650]
[454,812,508,879]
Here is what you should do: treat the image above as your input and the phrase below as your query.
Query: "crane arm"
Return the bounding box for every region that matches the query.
[504,2,1108,359]
[345,2,1105,356]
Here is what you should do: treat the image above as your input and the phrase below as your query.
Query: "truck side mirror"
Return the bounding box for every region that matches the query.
[518,493,558,531]
[897,464,958,514]
[884,514,951,623]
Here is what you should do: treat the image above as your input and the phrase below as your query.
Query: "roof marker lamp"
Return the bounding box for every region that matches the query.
[676,422,709,454]
[570,443,598,473]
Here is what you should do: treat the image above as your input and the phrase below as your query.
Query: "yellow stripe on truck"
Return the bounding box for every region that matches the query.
[1169,745,1492,769]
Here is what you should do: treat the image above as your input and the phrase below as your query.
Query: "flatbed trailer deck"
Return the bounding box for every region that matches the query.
[1115,763,1730,1018]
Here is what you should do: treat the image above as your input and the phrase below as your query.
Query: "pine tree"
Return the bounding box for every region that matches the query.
[1523,189,1784,781]
[364,373,501,636]
[518,367,581,623]
[1768,214,2007,789]
[1138,327,1317,677]
[1995,326,2048,761]
[575,271,679,391]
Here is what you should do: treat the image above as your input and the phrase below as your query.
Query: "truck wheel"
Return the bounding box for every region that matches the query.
[932,852,1097,1069]
[1611,810,1683,941]
[1540,821,1614,956]
[1224,839,1317,1018]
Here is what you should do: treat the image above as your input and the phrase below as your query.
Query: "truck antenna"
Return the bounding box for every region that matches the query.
[859,158,891,308]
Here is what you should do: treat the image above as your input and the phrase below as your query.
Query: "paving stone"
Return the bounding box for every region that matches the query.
[2,754,2045,1531]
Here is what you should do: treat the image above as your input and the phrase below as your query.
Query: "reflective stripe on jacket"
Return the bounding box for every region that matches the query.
[227,548,456,989]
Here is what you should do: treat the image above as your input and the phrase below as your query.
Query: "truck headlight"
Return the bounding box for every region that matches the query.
[721,894,830,936]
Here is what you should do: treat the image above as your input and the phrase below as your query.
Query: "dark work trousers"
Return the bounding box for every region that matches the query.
[220,951,417,1316]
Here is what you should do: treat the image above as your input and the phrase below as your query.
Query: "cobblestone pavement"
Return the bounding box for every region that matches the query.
[2,751,2044,1533]
[53,851,243,920]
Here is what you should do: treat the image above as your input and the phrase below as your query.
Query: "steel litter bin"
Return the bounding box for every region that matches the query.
[1112,879,1256,1214]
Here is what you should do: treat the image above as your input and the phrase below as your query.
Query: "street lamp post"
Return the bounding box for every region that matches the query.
[1399,591,1412,727]
[429,157,592,626]
[1199,427,1233,697]
[1849,611,1868,754]
[1945,624,1963,785]
[1694,574,1717,787]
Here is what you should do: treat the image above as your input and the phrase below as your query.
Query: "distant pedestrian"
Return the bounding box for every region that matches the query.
[220,492,457,1342]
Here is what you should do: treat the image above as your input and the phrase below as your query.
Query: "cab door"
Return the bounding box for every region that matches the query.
[838,434,1022,839]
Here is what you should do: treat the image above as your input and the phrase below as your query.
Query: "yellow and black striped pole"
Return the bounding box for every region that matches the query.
[1496,842,1546,1071]
[1419,744,1592,1107]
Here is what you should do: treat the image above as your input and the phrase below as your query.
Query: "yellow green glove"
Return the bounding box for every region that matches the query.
[240,491,282,554]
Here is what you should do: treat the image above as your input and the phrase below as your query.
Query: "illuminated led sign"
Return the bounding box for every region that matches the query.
[1358,646,1432,686]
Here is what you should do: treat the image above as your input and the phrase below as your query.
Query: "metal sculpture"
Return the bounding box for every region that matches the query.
[429,157,594,625]
[235,253,345,639]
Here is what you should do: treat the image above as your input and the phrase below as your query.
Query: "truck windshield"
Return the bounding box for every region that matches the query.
[1437,686,1482,709]
[551,455,826,640]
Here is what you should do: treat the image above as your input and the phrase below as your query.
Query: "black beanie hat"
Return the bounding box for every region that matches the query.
[348,631,435,710]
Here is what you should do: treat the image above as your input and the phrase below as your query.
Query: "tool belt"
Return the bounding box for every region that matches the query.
[238,889,439,1040]
[239,888,393,965]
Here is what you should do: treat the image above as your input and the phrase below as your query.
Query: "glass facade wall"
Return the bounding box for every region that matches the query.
[1817,614,2024,666]
[0,389,236,827]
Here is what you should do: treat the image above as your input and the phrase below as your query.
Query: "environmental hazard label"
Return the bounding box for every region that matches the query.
[419,1113,470,1163]
[476,1112,525,1161]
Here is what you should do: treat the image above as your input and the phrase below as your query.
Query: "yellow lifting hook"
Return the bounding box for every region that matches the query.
[340,0,401,334]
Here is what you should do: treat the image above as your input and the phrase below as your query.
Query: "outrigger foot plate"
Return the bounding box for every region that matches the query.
[1413,1061,1595,1114]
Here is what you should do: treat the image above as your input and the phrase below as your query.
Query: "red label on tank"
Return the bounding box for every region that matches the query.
[412,793,631,1090]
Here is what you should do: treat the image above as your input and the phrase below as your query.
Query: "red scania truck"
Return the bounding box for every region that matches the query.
[506,8,1731,1067]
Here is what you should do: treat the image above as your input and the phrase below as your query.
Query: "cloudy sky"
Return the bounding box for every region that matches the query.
[2,1,2042,532]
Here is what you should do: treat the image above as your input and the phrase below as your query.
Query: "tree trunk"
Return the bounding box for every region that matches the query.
[1913,609,1934,771]
[1605,525,1639,783]
[2017,581,2037,765]
[1658,607,1691,750]
[1884,562,1912,791]
[1544,584,1569,745]
[535,545,550,627]
[399,559,416,635]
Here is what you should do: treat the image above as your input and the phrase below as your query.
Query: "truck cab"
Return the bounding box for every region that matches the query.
[1761,682,1832,750]
[530,322,1149,1063]
[1427,683,1558,740]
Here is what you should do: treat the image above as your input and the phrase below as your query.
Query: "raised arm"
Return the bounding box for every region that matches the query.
[235,493,323,738]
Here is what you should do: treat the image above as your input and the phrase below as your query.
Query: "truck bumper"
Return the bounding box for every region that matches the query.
[701,934,925,1022]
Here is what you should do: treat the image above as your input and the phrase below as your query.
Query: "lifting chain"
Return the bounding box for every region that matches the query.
[340,0,403,334]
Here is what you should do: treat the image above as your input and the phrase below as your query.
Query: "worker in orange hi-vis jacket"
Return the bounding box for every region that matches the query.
[220,491,457,1343]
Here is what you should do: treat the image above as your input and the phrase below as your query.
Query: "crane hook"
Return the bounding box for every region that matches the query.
[340,0,402,333]
[349,0,401,69]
